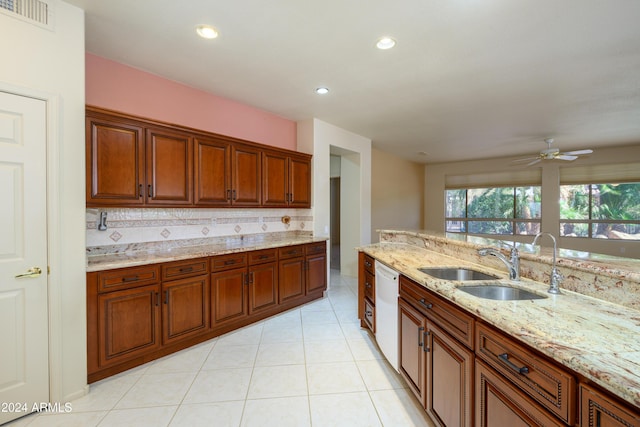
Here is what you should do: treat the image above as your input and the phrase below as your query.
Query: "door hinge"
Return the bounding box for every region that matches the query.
[47,266,50,275]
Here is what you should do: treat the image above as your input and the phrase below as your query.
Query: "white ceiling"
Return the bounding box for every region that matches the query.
[65,0,640,163]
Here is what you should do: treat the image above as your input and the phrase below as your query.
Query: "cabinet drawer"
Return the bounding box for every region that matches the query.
[248,248,278,265]
[211,253,247,272]
[364,297,375,332]
[364,270,375,301]
[580,383,640,427]
[363,254,375,275]
[305,241,326,255]
[98,265,160,293]
[399,275,474,349]
[162,258,209,281]
[476,322,576,425]
[279,244,305,259]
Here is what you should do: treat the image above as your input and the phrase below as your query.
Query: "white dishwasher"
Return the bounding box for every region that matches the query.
[374,262,400,371]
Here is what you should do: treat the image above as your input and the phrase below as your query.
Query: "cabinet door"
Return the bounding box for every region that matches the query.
[146,127,193,205]
[475,360,564,427]
[426,322,474,427]
[86,116,145,206]
[194,137,231,206]
[98,284,161,367]
[306,253,327,294]
[262,151,288,207]
[162,275,209,345]
[580,383,640,427]
[399,298,427,406]
[211,267,248,327]
[289,156,311,208]
[248,262,278,315]
[278,256,305,303]
[231,144,261,206]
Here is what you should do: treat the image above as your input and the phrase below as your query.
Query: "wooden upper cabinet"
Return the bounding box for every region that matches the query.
[231,144,261,206]
[194,137,231,206]
[86,115,145,206]
[262,151,288,206]
[145,127,193,205]
[262,151,312,208]
[289,155,311,208]
[86,107,311,208]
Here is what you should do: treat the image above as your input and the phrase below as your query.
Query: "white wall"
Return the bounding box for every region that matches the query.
[0,0,87,402]
[298,119,371,276]
[371,148,424,242]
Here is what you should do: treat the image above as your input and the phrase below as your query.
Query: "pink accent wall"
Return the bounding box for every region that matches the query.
[85,53,296,150]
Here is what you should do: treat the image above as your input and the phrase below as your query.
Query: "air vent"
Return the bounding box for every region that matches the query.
[0,0,52,29]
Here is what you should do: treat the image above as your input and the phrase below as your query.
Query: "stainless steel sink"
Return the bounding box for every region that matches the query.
[418,267,498,281]
[458,284,547,300]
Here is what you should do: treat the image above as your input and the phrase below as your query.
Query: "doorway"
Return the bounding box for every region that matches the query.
[330,177,340,269]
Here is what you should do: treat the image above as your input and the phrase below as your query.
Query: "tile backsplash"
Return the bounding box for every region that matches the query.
[86,208,314,247]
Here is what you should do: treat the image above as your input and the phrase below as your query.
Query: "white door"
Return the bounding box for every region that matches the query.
[0,91,49,424]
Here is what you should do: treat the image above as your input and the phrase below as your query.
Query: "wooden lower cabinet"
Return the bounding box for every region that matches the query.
[211,266,248,327]
[88,241,327,382]
[427,321,474,427]
[580,383,640,427]
[305,243,327,295]
[475,359,565,427]
[399,296,473,427]
[162,275,209,345]
[248,262,278,315]
[399,298,427,405]
[278,256,305,303]
[97,284,161,368]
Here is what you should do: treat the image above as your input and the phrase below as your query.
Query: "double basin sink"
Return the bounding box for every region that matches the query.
[418,267,547,301]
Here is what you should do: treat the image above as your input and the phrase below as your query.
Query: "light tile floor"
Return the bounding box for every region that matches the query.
[8,270,435,427]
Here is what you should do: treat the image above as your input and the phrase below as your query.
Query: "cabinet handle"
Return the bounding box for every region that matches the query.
[155,292,160,306]
[365,282,372,288]
[418,298,433,309]
[226,189,231,200]
[121,275,139,283]
[364,261,372,268]
[224,259,236,265]
[498,353,529,375]
[164,290,169,305]
[148,184,154,198]
[365,310,373,316]
[418,326,425,347]
[138,184,143,198]
[258,255,269,259]
[250,272,254,284]
[232,189,236,200]
[179,267,193,273]
[423,331,430,352]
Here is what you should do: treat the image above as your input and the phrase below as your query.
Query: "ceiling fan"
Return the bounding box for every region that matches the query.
[512,138,593,166]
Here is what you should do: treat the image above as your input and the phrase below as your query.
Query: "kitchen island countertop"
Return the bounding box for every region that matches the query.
[360,241,640,409]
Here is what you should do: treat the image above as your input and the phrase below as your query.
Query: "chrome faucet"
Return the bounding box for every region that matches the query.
[532,232,563,294]
[477,246,520,280]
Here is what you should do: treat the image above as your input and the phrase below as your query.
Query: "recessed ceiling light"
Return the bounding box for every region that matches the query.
[376,36,396,50]
[315,87,329,95]
[196,25,219,39]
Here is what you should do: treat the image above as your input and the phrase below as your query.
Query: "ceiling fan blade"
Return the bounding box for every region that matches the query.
[562,149,593,156]
[526,159,542,166]
[511,156,540,163]
[556,155,578,161]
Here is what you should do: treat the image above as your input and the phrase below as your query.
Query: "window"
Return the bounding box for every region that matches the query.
[560,182,640,240]
[445,186,541,236]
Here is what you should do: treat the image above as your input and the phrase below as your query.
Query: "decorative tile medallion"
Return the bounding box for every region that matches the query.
[201,227,210,236]
[234,225,242,233]
[161,228,171,239]
[109,231,122,242]
[262,224,268,231]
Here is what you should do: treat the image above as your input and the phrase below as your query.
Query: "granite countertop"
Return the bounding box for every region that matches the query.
[87,234,328,272]
[360,242,640,409]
